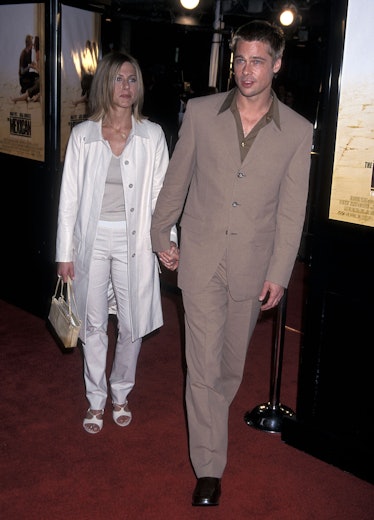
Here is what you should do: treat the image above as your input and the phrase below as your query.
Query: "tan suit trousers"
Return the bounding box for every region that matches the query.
[182,252,262,478]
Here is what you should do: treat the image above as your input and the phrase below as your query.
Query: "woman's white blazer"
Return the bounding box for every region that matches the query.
[56,117,176,342]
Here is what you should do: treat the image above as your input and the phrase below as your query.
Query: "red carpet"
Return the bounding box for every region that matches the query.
[1,261,373,519]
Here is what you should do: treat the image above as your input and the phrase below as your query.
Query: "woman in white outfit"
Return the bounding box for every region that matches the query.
[56,52,178,433]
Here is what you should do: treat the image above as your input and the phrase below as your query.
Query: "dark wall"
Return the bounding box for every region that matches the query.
[0,154,59,317]
[0,0,60,318]
[282,0,374,484]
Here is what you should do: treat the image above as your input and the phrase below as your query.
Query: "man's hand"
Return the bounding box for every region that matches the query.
[157,242,179,271]
[259,281,285,311]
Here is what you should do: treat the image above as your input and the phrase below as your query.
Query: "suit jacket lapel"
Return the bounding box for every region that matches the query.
[214,104,242,169]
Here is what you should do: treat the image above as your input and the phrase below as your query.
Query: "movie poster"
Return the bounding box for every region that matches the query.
[0,3,44,161]
[328,0,374,227]
[60,4,100,161]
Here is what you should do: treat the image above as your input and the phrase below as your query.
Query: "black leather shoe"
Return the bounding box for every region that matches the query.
[192,477,221,506]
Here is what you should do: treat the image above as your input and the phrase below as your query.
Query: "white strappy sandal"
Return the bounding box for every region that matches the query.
[83,409,104,434]
[112,402,132,427]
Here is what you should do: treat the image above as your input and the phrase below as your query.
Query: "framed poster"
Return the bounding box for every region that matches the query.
[0,3,45,161]
[328,0,374,227]
[60,3,100,161]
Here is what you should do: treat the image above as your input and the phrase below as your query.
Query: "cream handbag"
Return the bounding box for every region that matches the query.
[48,276,81,348]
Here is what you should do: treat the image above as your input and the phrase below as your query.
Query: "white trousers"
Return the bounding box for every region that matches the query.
[83,220,142,410]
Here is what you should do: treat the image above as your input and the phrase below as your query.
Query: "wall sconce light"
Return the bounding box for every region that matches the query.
[180,0,200,9]
[278,3,299,27]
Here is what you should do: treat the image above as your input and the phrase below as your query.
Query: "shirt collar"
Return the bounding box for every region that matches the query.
[218,88,281,130]
[84,115,149,143]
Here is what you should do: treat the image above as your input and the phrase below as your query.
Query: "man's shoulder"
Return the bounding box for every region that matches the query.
[187,91,229,111]
[278,100,312,129]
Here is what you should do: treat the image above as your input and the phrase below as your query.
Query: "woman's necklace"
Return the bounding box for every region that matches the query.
[104,120,129,140]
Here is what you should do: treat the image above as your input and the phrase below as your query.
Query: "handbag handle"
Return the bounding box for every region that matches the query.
[52,275,63,298]
[53,276,78,318]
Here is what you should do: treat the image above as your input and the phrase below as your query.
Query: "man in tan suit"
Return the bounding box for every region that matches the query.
[151,20,313,506]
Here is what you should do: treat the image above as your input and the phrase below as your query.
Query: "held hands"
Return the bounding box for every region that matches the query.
[157,242,179,271]
[259,281,285,311]
[57,262,75,283]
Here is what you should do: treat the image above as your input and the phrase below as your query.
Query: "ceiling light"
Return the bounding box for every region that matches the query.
[180,0,200,10]
[280,9,294,26]
[279,3,298,27]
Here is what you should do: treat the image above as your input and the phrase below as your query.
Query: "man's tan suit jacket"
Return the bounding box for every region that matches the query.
[151,89,313,301]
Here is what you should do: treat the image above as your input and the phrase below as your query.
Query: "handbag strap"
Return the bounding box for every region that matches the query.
[66,276,79,318]
[53,276,79,319]
[66,277,72,316]
[53,276,63,299]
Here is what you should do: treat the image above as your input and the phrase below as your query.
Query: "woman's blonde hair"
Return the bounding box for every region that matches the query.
[89,51,145,122]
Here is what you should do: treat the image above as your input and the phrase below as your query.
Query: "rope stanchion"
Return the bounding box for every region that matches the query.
[244,289,295,433]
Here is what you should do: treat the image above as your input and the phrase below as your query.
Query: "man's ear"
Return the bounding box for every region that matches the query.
[273,57,282,75]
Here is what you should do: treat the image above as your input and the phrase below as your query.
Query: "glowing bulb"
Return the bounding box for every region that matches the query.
[279,9,295,26]
[180,0,200,9]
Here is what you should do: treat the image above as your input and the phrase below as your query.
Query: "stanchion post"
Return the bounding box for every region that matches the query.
[244,289,295,433]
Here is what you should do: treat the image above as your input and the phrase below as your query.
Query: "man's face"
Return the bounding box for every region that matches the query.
[233,39,281,99]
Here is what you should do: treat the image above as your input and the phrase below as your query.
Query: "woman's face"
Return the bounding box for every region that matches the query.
[112,61,138,109]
